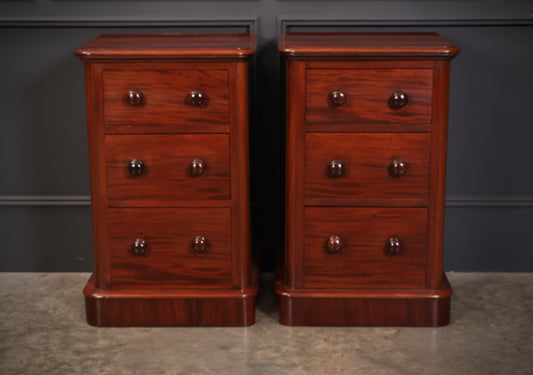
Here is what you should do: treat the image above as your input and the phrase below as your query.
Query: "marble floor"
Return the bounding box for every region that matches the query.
[0,272,532,375]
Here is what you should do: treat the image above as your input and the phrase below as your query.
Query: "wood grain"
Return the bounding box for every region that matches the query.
[277,275,452,327]
[84,275,258,327]
[306,68,433,125]
[303,207,427,288]
[78,33,257,326]
[108,208,232,288]
[279,32,460,60]
[278,32,459,326]
[103,67,229,128]
[304,133,430,206]
[76,33,257,61]
[105,134,230,205]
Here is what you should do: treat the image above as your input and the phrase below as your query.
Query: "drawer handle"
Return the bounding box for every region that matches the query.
[327,159,345,178]
[328,89,347,107]
[186,89,207,106]
[131,238,148,256]
[389,91,409,109]
[326,235,344,253]
[128,159,145,177]
[389,159,407,177]
[128,89,144,106]
[192,235,208,253]
[384,237,402,255]
[190,158,206,176]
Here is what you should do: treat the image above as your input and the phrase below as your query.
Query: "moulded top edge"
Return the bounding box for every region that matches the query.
[75,33,257,61]
[279,32,461,59]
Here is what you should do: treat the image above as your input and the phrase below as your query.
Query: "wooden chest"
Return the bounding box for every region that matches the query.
[277,32,460,326]
[76,33,257,326]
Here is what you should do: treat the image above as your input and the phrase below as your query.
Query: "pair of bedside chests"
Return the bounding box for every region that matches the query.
[76,32,460,327]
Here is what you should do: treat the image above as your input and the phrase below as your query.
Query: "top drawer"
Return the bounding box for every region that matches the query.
[306,68,433,125]
[102,67,229,132]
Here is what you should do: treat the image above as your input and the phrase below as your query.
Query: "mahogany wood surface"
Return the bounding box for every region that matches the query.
[84,275,257,327]
[304,133,430,206]
[105,134,230,204]
[278,32,459,326]
[303,207,427,288]
[103,67,229,127]
[78,33,257,326]
[279,32,460,59]
[108,208,232,288]
[277,275,452,327]
[306,68,432,124]
[76,33,257,61]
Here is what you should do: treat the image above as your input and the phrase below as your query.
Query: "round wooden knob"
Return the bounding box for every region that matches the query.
[128,159,144,176]
[190,159,206,176]
[389,159,407,177]
[389,91,408,109]
[326,235,344,253]
[186,89,206,106]
[192,235,208,253]
[327,159,345,178]
[384,237,402,255]
[328,89,347,106]
[128,89,143,106]
[131,238,148,256]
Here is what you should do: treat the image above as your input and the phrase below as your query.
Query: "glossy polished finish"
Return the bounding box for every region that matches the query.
[131,238,148,256]
[102,68,229,130]
[327,89,347,106]
[75,33,257,60]
[77,33,257,326]
[127,159,144,177]
[190,158,206,177]
[385,237,402,256]
[326,159,345,178]
[186,89,207,107]
[389,90,409,109]
[389,159,408,177]
[326,235,343,253]
[127,89,143,106]
[279,32,461,59]
[106,134,230,205]
[192,235,208,253]
[306,67,433,125]
[278,32,460,326]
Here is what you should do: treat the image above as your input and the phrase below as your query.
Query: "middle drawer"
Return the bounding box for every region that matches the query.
[106,134,230,205]
[304,133,430,206]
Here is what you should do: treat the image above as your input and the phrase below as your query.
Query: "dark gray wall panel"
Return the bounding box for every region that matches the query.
[0,1,532,271]
[445,206,533,271]
[0,206,93,271]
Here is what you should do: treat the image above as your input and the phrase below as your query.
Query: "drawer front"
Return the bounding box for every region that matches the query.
[106,134,230,204]
[306,68,432,125]
[103,68,229,130]
[303,207,427,288]
[108,208,232,287]
[304,133,430,206]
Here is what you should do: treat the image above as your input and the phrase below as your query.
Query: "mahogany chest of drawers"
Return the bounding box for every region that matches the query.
[277,32,460,326]
[76,33,257,326]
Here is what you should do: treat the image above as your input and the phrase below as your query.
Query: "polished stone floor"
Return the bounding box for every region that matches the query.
[0,272,532,374]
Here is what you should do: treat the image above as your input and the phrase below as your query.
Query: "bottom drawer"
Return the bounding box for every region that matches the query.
[108,207,232,288]
[303,207,427,288]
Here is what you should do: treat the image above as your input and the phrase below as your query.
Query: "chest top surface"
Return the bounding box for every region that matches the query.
[279,32,460,59]
[75,33,257,61]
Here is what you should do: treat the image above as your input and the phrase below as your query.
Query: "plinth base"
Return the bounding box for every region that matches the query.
[276,275,452,327]
[84,274,258,327]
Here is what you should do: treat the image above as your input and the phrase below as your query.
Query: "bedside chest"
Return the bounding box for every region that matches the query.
[76,33,257,326]
[277,32,460,326]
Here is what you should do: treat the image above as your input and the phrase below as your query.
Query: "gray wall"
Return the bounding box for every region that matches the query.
[1,1,532,272]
